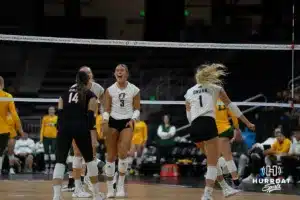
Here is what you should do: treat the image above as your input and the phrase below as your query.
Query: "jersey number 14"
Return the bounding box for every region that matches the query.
[68,93,78,103]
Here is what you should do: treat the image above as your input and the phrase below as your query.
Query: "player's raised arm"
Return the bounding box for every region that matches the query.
[219,88,255,131]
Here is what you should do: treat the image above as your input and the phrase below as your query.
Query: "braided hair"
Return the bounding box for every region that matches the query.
[75,71,89,104]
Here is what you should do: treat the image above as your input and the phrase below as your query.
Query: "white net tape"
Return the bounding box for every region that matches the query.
[0,97,299,108]
[0,33,298,50]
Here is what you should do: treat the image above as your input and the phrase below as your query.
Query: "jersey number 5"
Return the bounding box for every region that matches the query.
[68,93,78,103]
[120,100,125,107]
[199,95,203,107]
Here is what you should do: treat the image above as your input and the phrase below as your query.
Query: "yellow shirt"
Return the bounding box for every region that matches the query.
[7,114,17,138]
[0,90,21,134]
[215,99,239,134]
[96,115,103,140]
[271,138,291,153]
[132,121,148,145]
[40,115,58,139]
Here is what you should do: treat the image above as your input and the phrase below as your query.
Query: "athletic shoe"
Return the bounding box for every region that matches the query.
[223,188,240,197]
[72,185,92,198]
[115,184,126,198]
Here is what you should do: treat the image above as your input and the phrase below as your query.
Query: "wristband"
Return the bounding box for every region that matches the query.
[103,112,110,121]
[131,110,140,120]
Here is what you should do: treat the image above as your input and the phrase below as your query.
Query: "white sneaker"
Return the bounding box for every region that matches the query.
[106,191,115,198]
[242,174,255,183]
[84,176,94,192]
[72,186,92,198]
[93,194,104,200]
[9,168,15,175]
[115,184,126,197]
[223,188,240,197]
[201,192,213,200]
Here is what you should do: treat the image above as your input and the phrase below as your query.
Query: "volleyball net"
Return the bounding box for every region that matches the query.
[0,34,299,139]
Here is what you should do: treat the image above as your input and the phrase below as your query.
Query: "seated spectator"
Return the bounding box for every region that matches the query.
[281,127,300,184]
[264,128,291,172]
[242,143,265,183]
[14,133,35,173]
[230,137,249,178]
[34,141,45,172]
[156,114,176,164]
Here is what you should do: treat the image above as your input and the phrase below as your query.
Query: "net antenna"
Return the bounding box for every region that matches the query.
[291,0,296,98]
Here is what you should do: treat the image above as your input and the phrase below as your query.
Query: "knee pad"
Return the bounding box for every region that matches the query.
[72,156,83,169]
[105,161,115,177]
[218,157,226,168]
[206,166,217,181]
[67,156,74,164]
[50,154,56,161]
[225,160,237,173]
[44,154,49,161]
[86,160,98,177]
[53,163,66,179]
[118,158,128,174]
[8,155,15,161]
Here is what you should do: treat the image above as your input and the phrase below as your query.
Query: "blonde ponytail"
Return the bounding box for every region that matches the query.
[195,63,227,86]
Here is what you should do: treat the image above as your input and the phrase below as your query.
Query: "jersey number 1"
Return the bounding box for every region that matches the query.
[68,93,78,103]
[199,95,203,107]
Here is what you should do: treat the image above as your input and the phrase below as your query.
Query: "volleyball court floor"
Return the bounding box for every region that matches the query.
[0,174,299,200]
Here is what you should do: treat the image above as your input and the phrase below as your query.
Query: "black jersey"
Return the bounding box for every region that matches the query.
[60,85,97,131]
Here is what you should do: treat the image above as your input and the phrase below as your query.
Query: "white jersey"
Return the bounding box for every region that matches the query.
[108,82,140,120]
[184,83,222,121]
[72,82,104,98]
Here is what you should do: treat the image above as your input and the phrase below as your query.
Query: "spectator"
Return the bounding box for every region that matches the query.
[14,133,35,172]
[264,128,291,173]
[281,127,300,183]
[156,114,176,165]
[242,143,265,183]
[230,137,249,178]
[34,141,45,172]
[40,106,57,174]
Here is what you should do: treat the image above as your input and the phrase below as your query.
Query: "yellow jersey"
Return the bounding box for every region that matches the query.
[0,90,22,134]
[132,121,148,145]
[215,99,239,134]
[40,115,58,139]
[271,138,291,154]
[96,115,103,140]
[7,114,17,138]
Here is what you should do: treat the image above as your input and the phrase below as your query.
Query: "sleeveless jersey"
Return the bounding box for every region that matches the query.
[184,83,222,121]
[60,85,97,130]
[107,82,140,120]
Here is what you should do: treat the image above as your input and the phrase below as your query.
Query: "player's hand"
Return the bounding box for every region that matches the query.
[126,119,135,130]
[247,123,255,131]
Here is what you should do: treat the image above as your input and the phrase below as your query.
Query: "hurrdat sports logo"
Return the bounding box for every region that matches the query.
[252,165,290,193]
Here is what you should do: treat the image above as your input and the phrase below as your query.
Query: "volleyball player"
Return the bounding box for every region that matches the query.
[103,64,140,198]
[216,99,242,187]
[0,76,24,174]
[52,71,103,200]
[184,64,255,200]
[71,66,104,197]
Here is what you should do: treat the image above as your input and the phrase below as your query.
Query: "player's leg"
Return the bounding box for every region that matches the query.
[50,138,57,173]
[7,137,16,174]
[62,153,75,192]
[104,124,118,198]
[0,134,9,174]
[71,140,90,198]
[135,144,144,175]
[52,132,73,200]
[127,143,136,175]
[196,142,239,197]
[43,137,51,174]
[116,126,134,197]
[218,128,240,187]
[74,132,103,200]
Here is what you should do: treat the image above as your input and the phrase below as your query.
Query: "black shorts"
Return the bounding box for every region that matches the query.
[0,133,9,154]
[190,116,218,143]
[108,117,132,133]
